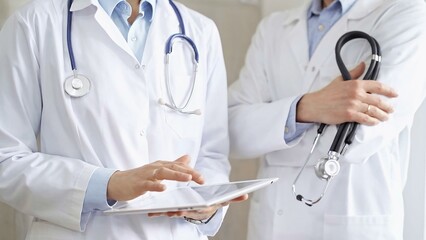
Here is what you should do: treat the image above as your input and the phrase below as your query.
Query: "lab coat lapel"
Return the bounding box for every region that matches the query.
[346,0,385,21]
[142,0,177,67]
[284,4,310,74]
[309,0,385,71]
[93,7,135,58]
[308,17,347,70]
[71,0,136,59]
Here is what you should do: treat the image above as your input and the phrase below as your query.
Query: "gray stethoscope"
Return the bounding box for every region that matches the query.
[292,31,382,207]
[65,0,201,115]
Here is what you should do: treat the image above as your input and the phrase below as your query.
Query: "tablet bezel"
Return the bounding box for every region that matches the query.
[103,178,278,215]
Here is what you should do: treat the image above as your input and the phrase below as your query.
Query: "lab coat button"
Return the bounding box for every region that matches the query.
[277,209,284,216]
[142,65,146,70]
[135,64,141,69]
[311,66,316,72]
[140,130,145,136]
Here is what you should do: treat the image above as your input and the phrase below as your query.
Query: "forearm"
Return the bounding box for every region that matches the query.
[229,96,304,159]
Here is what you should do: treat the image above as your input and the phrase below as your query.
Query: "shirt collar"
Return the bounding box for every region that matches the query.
[308,0,356,18]
[98,0,156,22]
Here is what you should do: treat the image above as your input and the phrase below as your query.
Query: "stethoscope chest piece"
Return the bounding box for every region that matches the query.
[64,74,91,97]
[315,158,341,180]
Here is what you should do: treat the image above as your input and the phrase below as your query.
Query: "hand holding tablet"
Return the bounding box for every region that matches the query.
[104,178,278,216]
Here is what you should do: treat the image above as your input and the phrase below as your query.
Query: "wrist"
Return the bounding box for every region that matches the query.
[183,210,218,225]
[106,170,122,201]
[296,93,315,123]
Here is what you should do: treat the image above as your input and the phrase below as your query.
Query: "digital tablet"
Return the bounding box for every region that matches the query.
[103,178,278,215]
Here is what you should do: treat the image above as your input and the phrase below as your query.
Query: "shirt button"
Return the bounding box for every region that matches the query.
[311,66,316,72]
[285,127,289,133]
[318,24,325,31]
[131,36,137,42]
[277,209,284,216]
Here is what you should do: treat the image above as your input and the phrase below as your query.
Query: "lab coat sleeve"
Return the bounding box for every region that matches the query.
[228,16,304,160]
[285,97,314,142]
[193,21,230,236]
[343,1,426,163]
[0,13,97,232]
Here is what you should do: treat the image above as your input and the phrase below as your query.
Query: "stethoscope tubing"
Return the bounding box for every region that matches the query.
[67,0,76,72]
[293,31,382,207]
[169,0,185,35]
[330,31,381,153]
[66,0,200,114]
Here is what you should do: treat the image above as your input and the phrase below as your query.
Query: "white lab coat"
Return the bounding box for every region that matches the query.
[0,0,230,239]
[228,0,426,239]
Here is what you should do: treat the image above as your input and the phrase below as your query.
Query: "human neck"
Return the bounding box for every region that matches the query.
[126,0,141,25]
[322,0,335,8]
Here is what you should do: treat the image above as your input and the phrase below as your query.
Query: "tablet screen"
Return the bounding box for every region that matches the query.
[104,178,278,215]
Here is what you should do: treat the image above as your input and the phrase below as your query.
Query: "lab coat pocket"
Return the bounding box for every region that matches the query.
[323,214,399,240]
[163,71,203,139]
[165,110,202,139]
[26,220,82,240]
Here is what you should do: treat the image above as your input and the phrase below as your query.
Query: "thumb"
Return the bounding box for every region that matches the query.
[175,155,191,165]
[349,62,366,80]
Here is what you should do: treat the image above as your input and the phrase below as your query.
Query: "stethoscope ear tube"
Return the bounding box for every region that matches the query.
[67,0,76,71]
[335,31,381,81]
[331,31,381,154]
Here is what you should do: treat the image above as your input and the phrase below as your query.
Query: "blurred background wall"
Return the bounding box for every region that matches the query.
[1,0,425,240]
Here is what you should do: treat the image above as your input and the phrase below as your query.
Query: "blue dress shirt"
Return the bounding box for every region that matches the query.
[284,0,355,143]
[99,0,155,61]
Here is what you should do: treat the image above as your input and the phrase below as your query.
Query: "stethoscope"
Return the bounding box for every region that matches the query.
[65,0,201,115]
[292,31,382,207]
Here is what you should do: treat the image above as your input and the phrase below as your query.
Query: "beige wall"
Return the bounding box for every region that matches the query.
[0,202,15,240]
[261,0,309,16]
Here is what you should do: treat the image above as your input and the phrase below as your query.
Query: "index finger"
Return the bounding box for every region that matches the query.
[155,166,205,185]
[167,163,204,185]
[363,81,398,98]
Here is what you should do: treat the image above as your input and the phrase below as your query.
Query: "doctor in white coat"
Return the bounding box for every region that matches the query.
[229,0,426,239]
[0,0,245,239]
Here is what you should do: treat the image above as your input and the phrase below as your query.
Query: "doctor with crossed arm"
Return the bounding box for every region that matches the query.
[228,0,426,239]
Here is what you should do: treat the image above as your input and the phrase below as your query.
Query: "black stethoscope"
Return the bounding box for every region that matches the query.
[65,0,201,115]
[292,31,382,207]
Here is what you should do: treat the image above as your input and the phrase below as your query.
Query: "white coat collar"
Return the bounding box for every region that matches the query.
[139,0,178,66]
[282,0,385,27]
[280,0,385,86]
[70,0,100,12]
[68,0,177,63]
